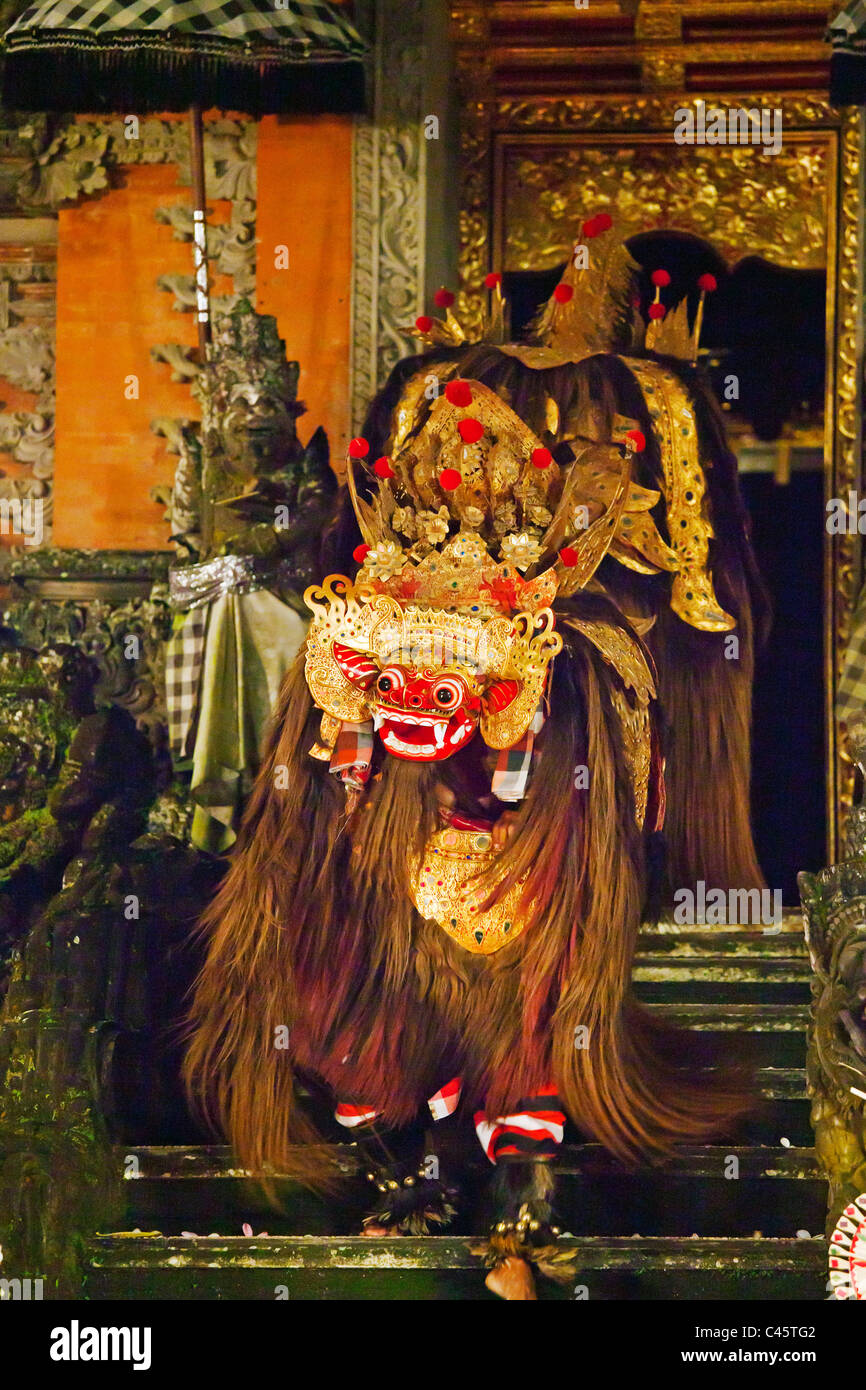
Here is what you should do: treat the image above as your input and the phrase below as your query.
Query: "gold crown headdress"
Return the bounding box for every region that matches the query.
[343,377,646,614]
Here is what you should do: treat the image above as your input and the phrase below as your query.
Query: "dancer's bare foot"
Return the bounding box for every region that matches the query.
[485,1256,537,1300]
[361,1223,401,1237]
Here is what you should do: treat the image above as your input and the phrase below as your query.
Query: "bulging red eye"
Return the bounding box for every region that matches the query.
[377,674,393,695]
[433,683,460,710]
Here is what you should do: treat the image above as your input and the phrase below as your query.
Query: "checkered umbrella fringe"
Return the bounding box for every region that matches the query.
[3,0,368,112]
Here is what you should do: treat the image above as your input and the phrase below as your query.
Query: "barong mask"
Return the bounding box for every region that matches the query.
[305,569,561,762]
[304,378,652,792]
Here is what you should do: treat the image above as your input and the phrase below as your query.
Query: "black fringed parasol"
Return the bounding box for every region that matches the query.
[3,0,368,113]
[2,0,369,346]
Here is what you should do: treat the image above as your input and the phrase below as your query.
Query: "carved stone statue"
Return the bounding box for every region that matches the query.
[799,717,866,1251]
[158,297,336,581]
[156,300,335,851]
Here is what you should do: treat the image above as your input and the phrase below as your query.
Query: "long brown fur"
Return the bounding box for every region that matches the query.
[185,338,761,1192]
[325,341,769,899]
[183,592,750,1189]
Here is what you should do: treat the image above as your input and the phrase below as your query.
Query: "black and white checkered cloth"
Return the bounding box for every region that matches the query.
[6,0,366,53]
[165,605,208,760]
[838,580,866,726]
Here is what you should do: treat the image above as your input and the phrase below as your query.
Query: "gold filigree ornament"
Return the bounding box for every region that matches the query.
[408,825,530,954]
[617,359,735,632]
[563,615,657,828]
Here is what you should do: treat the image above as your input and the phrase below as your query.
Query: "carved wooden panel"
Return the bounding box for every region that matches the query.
[496,135,828,272]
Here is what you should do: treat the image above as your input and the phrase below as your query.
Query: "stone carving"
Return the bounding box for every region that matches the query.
[149,346,200,385]
[157,298,335,574]
[0,641,220,1293]
[0,261,56,534]
[799,861,866,1241]
[18,117,256,212]
[350,0,426,429]
[1,550,174,744]
[0,116,257,548]
[800,715,866,1240]
[0,644,93,830]
[0,320,54,392]
[154,198,256,296]
[155,274,236,320]
[21,122,112,208]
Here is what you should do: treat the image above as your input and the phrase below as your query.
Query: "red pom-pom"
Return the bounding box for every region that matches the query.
[531,447,552,469]
[484,271,502,289]
[439,468,462,491]
[458,418,484,444]
[348,437,369,459]
[651,269,671,288]
[594,211,613,232]
[415,314,433,332]
[697,273,717,293]
[553,284,574,304]
[582,217,599,239]
[445,379,473,408]
[648,303,666,321]
[434,287,455,308]
[625,429,646,453]
[559,546,579,568]
[353,543,371,563]
[374,456,395,479]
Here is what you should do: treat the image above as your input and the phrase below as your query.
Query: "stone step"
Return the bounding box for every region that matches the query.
[750,1068,806,1099]
[122,1139,818,1183]
[118,1142,825,1240]
[636,929,808,958]
[647,1003,808,1028]
[643,915,804,939]
[634,980,810,1004]
[633,934,812,1002]
[84,1233,827,1301]
[633,934,811,956]
[634,956,810,983]
[643,1002,808,1066]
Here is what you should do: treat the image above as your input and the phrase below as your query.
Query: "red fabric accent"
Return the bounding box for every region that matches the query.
[439,806,495,833]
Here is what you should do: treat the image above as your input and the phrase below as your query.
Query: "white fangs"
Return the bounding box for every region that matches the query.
[376,709,476,759]
[381,730,437,757]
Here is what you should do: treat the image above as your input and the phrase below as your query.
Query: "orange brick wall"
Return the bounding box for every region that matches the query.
[53,114,354,550]
[255,115,353,471]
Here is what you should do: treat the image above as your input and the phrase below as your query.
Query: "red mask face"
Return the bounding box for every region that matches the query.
[331,643,521,762]
[371,665,481,761]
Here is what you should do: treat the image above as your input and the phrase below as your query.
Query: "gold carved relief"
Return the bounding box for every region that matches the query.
[829,109,862,858]
[499,141,828,272]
